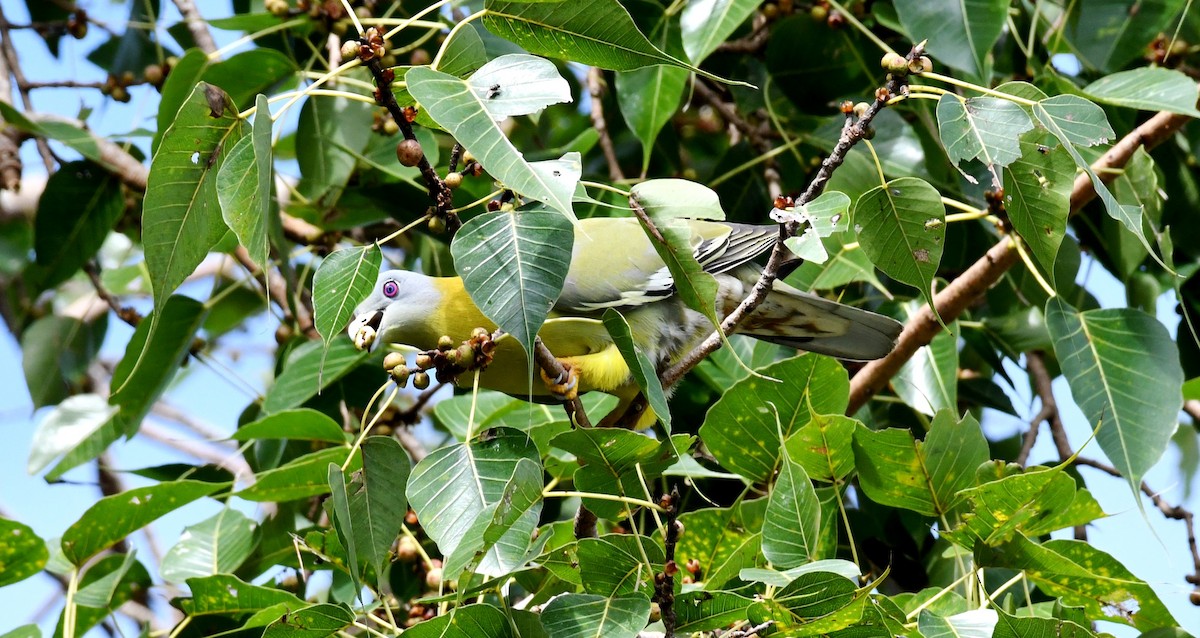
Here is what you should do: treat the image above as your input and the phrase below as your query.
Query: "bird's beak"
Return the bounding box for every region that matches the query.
[348,309,384,351]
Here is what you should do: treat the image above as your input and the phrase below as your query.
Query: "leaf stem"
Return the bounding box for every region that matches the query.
[377,213,433,246]
[384,0,451,40]
[343,383,399,471]
[920,71,1038,106]
[826,0,897,56]
[543,491,666,512]
[209,17,308,60]
[430,9,487,71]
[1012,235,1056,297]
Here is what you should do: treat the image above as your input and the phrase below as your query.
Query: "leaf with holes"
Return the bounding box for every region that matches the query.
[936,95,1033,184]
[143,83,243,316]
[853,177,944,310]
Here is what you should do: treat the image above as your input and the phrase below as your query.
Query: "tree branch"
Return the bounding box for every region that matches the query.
[171,0,218,55]
[846,106,1196,414]
[587,67,625,181]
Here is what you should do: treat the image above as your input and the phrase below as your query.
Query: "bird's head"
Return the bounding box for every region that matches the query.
[347,269,443,351]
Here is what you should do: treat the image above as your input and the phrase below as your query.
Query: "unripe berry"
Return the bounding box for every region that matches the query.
[425,567,443,589]
[412,371,431,390]
[396,535,421,562]
[427,216,446,234]
[384,352,406,371]
[340,40,361,60]
[396,139,423,167]
[444,172,463,189]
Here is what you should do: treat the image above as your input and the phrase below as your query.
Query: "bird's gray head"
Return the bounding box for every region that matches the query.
[347,269,439,351]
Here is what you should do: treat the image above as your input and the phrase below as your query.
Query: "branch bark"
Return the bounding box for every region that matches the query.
[846,107,1195,414]
[170,0,218,55]
[587,67,624,181]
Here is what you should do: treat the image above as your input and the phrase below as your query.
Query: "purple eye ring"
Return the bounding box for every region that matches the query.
[382,280,399,298]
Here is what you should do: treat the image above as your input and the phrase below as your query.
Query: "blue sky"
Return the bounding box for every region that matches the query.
[0,0,1198,634]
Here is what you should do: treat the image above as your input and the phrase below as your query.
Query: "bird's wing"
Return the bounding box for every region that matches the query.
[558,219,777,313]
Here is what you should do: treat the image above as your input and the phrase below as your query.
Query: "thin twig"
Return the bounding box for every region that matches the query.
[171,0,218,54]
[533,337,593,428]
[654,486,680,638]
[1073,456,1200,595]
[83,261,142,328]
[587,67,624,181]
[233,246,316,338]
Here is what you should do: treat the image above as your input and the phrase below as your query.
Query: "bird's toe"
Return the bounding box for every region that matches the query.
[539,362,579,401]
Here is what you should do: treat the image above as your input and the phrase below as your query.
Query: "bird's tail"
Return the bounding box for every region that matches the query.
[735,279,903,361]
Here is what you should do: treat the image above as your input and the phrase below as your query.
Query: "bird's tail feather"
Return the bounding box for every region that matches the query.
[740,280,903,361]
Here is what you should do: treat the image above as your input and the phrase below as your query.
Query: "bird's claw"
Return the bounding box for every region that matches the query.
[540,363,579,401]
[353,325,376,351]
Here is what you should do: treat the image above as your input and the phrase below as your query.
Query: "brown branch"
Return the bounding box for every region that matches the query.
[533,337,593,428]
[233,246,316,339]
[692,79,774,151]
[0,4,54,172]
[715,14,770,54]
[846,106,1196,414]
[587,67,625,181]
[83,261,142,328]
[171,0,218,54]
[1074,456,1200,597]
[357,29,454,225]
[574,505,598,539]
[654,486,680,637]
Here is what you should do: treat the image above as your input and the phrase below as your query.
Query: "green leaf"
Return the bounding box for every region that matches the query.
[217,93,273,273]
[894,0,1007,77]
[918,610,1000,638]
[62,553,151,634]
[61,480,224,565]
[433,389,612,451]
[109,295,208,436]
[675,504,763,589]
[1065,0,1186,72]
[402,604,513,638]
[313,245,381,352]
[740,559,862,586]
[337,436,411,578]
[630,178,726,221]
[675,591,756,632]
[1084,67,1200,117]
[21,314,106,409]
[143,82,243,316]
[0,626,39,638]
[439,23,489,78]
[1003,130,1073,280]
[936,95,1034,183]
[0,102,108,167]
[783,191,853,265]
[1046,298,1183,493]
[483,0,709,77]
[701,354,849,483]
[894,310,958,416]
[407,66,581,218]
[602,309,671,431]
[991,607,1095,638]
[551,428,679,519]
[326,464,361,592]
[464,54,572,119]
[75,550,140,608]
[451,209,574,364]
[540,593,652,638]
[27,394,117,475]
[762,448,822,568]
[407,428,541,576]
[296,94,374,204]
[615,6,688,171]
[179,573,305,617]
[852,410,988,517]
[236,447,360,502]
[443,457,543,578]
[31,160,123,290]
[1030,95,1171,269]
[978,536,1177,630]
[680,0,760,63]
[261,339,369,414]
[160,509,257,582]
[231,409,349,443]
[748,571,867,634]
[261,603,355,637]
[784,412,857,483]
[0,518,48,587]
[948,466,1105,548]
[576,534,664,597]
[853,177,945,309]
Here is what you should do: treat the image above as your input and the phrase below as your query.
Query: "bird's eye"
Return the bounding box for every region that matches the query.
[382,280,399,298]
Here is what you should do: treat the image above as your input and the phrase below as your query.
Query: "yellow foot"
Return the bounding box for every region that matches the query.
[540,362,579,401]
